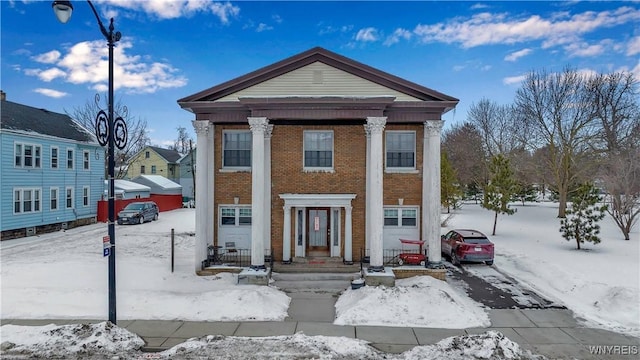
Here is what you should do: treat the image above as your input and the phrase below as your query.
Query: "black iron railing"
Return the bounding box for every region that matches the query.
[202,246,273,270]
[360,248,427,269]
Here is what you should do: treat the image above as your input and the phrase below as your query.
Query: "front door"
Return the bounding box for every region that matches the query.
[307,208,330,256]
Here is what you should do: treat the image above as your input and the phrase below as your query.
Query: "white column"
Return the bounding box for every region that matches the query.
[282,205,292,263]
[264,125,273,259]
[249,117,268,269]
[207,124,215,253]
[192,120,210,272]
[366,117,386,271]
[424,120,443,265]
[344,206,353,264]
[364,126,371,256]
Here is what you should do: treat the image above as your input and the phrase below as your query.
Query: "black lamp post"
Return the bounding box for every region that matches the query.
[53,0,127,325]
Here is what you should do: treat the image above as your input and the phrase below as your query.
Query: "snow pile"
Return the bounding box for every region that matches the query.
[0,325,542,360]
[334,275,490,328]
[402,331,543,360]
[0,321,144,359]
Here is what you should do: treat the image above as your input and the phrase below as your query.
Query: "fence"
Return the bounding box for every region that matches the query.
[202,246,273,270]
[360,248,427,267]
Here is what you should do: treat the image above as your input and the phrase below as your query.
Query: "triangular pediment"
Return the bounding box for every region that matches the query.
[178,47,458,104]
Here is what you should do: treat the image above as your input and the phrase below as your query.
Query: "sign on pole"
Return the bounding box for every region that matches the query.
[103,235,110,257]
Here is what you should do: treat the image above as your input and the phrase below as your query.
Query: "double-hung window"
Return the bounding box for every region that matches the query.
[66,187,74,209]
[304,131,333,169]
[151,165,157,174]
[83,151,90,170]
[14,143,42,168]
[222,131,251,168]
[220,206,252,226]
[83,186,90,207]
[386,131,416,169]
[50,187,59,211]
[66,149,74,169]
[13,188,41,214]
[383,207,418,227]
[51,147,59,169]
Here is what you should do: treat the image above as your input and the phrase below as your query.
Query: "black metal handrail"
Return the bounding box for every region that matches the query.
[202,246,273,270]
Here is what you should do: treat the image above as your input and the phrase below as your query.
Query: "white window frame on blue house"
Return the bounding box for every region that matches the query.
[51,146,59,169]
[83,186,90,207]
[66,186,74,209]
[13,188,42,214]
[83,150,90,170]
[50,187,59,211]
[66,148,74,170]
[14,142,42,169]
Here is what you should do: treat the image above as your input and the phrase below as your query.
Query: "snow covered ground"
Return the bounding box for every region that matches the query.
[1,202,638,358]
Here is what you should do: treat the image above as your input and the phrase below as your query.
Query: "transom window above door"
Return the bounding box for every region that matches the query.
[386,131,416,169]
[223,131,252,169]
[304,130,333,170]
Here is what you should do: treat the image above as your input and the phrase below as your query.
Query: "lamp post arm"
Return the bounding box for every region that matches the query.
[86,0,120,44]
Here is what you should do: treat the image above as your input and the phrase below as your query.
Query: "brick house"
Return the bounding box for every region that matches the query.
[178,47,458,274]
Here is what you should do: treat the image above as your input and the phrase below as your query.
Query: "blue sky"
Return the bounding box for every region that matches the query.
[2,1,639,147]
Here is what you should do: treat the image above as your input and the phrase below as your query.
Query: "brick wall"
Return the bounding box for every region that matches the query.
[212,122,424,261]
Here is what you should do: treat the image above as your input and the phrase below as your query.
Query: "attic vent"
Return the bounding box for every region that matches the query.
[312,70,323,84]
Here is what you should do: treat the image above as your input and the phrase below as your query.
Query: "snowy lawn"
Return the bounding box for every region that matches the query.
[444,201,640,337]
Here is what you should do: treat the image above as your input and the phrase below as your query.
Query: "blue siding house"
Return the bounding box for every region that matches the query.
[1,93,104,239]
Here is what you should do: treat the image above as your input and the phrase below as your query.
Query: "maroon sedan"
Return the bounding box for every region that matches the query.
[441,229,494,266]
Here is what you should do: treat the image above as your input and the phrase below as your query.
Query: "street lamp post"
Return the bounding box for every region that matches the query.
[52,0,127,325]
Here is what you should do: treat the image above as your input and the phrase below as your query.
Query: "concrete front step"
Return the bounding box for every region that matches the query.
[272,272,359,281]
[273,264,362,273]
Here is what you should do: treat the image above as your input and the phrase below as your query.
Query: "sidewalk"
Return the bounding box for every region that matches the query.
[3,309,638,360]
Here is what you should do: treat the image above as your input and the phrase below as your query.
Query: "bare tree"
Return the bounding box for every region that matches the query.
[172,126,192,154]
[66,95,149,179]
[442,122,486,194]
[587,71,640,239]
[515,67,597,218]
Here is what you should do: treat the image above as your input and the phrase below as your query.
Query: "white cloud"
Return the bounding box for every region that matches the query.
[33,88,68,98]
[32,50,61,64]
[470,3,489,10]
[94,0,240,23]
[413,6,640,54]
[627,36,640,56]
[503,75,526,85]
[27,38,187,94]
[453,64,466,72]
[563,41,606,57]
[355,27,379,42]
[504,48,533,61]
[272,14,283,24]
[383,28,412,46]
[256,23,273,32]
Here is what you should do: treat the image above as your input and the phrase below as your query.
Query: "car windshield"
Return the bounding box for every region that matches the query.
[464,237,491,244]
[124,203,144,210]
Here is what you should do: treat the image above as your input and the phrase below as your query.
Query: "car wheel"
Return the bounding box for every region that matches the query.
[451,251,460,266]
[139,216,145,224]
[419,260,426,267]
[485,260,494,266]
[398,258,404,266]
[117,220,122,225]
[153,213,158,221]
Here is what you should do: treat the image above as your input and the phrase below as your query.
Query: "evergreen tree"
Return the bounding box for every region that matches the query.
[483,154,517,235]
[513,182,538,205]
[560,182,608,250]
[441,152,461,213]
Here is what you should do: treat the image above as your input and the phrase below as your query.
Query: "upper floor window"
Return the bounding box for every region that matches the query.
[304,131,333,169]
[66,149,74,169]
[145,151,150,158]
[151,165,157,174]
[222,131,251,168]
[83,151,90,170]
[386,131,415,169]
[13,188,41,214]
[141,165,146,174]
[51,147,59,169]
[14,143,41,168]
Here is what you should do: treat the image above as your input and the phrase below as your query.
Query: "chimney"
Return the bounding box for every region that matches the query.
[0,90,5,101]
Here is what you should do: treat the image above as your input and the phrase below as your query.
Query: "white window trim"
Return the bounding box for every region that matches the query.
[66,186,74,209]
[13,187,42,214]
[83,150,90,170]
[219,205,252,227]
[385,130,417,172]
[303,130,334,171]
[383,206,419,228]
[51,146,59,169]
[14,142,42,169]
[66,148,74,170]
[50,187,59,211]
[222,130,252,170]
[82,186,90,207]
